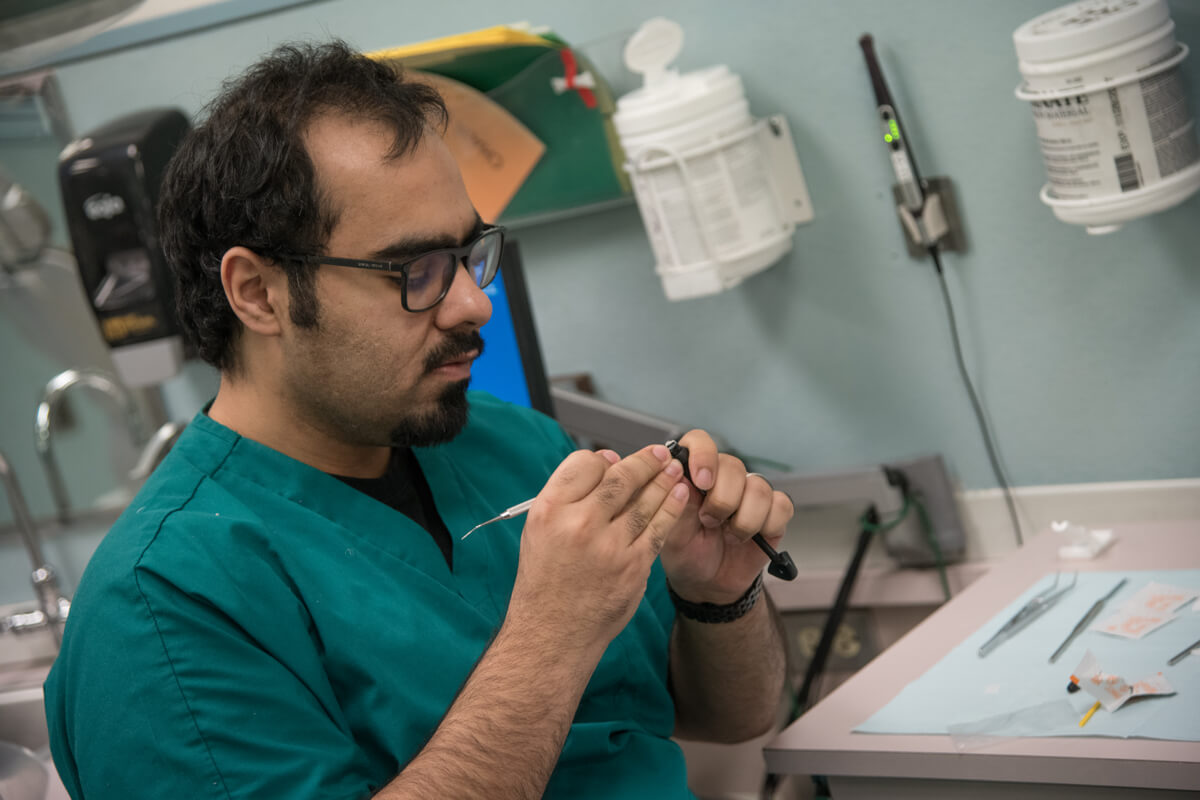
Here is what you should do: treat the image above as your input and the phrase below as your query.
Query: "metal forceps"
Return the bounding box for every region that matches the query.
[978,572,1077,658]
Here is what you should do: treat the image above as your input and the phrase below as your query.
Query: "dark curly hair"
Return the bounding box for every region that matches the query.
[158,39,447,372]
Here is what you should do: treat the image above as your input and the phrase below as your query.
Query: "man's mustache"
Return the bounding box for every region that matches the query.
[424,330,485,373]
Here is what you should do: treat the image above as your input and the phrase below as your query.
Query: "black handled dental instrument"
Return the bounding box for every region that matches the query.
[666,440,798,581]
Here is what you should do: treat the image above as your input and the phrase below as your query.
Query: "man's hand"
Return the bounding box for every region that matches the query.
[508,444,691,651]
[659,431,794,605]
[381,445,691,799]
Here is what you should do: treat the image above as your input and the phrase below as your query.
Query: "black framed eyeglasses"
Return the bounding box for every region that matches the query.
[285,225,506,312]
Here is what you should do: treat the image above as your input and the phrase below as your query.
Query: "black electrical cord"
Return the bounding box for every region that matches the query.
[757,487,949,800]
[759,506,881,800]
[928,245,1025,547]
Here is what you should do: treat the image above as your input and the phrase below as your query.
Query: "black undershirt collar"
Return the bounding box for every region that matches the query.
[332,448,453,568]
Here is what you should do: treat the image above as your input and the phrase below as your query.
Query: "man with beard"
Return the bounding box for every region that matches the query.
[44,41,791,800]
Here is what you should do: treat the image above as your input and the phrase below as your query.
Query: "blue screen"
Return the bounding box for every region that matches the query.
[471,270,533,407]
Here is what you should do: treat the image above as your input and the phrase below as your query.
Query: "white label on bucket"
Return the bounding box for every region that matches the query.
[1138,68,1200,178]
[631,167,707,267]
[629,128,783,269]
[1030,62,1199,200]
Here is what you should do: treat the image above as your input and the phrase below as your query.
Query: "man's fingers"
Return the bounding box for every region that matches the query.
[634,479,691,559]
[678,430,719,492]
[723,473,776,542]
[543,450,612,503]
[618,457,685,542]
[589,444,673,516]
[697,453,747,529]
[760,490,795,545]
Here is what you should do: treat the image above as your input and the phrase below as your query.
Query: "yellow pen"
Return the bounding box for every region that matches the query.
[1079,700,1101,728]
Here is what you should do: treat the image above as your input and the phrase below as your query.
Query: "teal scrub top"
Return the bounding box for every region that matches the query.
[44,392,695,799]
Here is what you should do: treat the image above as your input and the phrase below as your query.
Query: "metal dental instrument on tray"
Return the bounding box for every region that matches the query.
[1049,577,1127,664]
[1168,638,1200,667]
[979,573,1076,658]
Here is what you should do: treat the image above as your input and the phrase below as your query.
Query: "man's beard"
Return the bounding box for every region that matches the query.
[387,378,470,447]
[386,329,483,448]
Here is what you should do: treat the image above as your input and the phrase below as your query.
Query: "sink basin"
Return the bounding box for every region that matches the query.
[0,502,128,799]
[0,662,69,799]
[0,672,49,753]
[0,741,47,800]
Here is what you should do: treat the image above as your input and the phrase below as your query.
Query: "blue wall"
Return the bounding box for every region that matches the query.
[2,0,1199,543]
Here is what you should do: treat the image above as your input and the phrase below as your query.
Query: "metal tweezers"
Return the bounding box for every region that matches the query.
[979,572,1077,658]
[1049,577,1127,663]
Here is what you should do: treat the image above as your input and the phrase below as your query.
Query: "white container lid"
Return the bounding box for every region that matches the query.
[1014,0,1170,64]
[613,17,746,141]
[615,67,745,139]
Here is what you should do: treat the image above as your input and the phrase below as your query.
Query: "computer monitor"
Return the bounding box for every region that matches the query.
[471,239,555,416]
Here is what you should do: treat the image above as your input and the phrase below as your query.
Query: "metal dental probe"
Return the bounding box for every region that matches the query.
[665,440,798,581]
[1168,639,1200,667]
[1049,577,1127,664]
[461,498,536,540]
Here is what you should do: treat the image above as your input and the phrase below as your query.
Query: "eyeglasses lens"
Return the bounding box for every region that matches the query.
[470,230,502,289]
[405,229,503,311]
[404,253,452,311]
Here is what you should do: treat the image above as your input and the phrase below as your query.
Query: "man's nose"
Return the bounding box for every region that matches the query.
[436,262,492,329]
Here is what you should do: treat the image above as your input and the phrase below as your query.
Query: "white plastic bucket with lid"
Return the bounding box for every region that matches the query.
[614,18,796,300]
[1013,0,1200,234]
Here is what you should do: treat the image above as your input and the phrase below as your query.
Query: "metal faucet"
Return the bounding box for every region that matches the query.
[128,421,186,483]
[34,368,148,523]
[0,448,70,645]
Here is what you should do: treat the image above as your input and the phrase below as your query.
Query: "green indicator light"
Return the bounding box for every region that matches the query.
[889,120,900,138]
[884,134,893,142]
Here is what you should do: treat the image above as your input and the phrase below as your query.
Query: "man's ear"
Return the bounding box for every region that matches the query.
[220,246,288,337]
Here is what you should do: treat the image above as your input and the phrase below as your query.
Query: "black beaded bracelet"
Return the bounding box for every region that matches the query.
[667,573,764,624]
